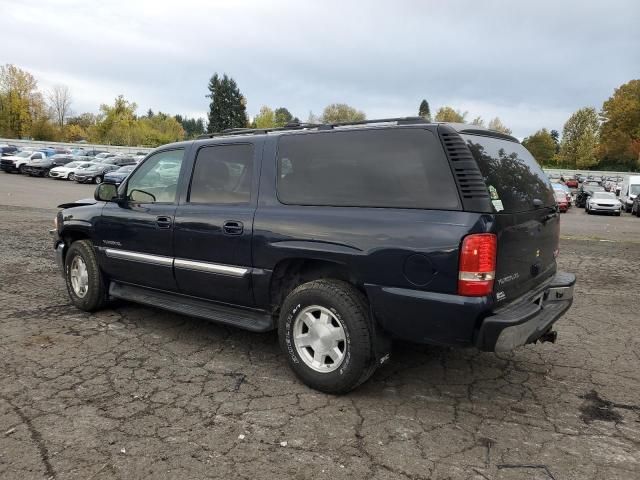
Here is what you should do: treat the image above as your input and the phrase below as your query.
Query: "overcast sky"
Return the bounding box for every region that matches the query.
[2,0,639,138]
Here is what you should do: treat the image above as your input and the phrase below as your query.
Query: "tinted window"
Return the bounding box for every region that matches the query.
[462,134,555,213]
[126,149,184,203]
[276,129,460,209]
[189,144,253,204]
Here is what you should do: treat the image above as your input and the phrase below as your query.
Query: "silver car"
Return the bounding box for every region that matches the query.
[586,192,622,216]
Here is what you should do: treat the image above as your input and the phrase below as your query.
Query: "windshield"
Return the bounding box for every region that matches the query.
[16,151,33,158]
[117,166,134,173]
[592,192,616,200]
[630,185,640,195]
[65,162,79,168]
[462,134,555,212]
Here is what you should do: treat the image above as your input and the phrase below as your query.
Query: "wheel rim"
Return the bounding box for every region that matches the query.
[69,256,89,298]
[69,173,75,181]
[95,176,102,184]
[293,305,347,373]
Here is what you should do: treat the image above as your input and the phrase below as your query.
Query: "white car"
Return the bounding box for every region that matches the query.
[586,192,622,216]
[49,161,96,181]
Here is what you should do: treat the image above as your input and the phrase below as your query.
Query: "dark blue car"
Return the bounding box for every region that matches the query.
[103,165,135,185]
[51,119,575,393]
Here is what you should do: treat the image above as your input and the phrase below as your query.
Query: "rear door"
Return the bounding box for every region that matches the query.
[172,141,260,306]
[462,134,559,303]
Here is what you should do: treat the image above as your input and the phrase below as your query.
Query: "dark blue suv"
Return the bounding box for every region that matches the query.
[52,119,575,393]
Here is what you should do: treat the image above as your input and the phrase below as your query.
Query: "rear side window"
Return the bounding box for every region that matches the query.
[462,134,555,213]
[189,144,253,204]
[276,129,460,209]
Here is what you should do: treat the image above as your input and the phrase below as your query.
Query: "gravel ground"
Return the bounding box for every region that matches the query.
[0,175,639,480]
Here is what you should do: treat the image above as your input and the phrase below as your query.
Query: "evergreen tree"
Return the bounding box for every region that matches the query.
[206,73,247,133]
[274,107,293,127]
[418,99,431,121]
[550,129,560,153]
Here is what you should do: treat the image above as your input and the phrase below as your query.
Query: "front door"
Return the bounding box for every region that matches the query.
[173,142,259,306]
[95,148,185,291]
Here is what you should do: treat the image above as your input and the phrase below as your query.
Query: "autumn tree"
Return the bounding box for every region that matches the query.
[559,107,599,169]
[48,84,72,129]
[254,106,276,128]
[471,116,485,126]
[599,79,640,168]
[488,117,512,135]
[95,95,138,145]
[522,129,556,165]
[321,103,366,123]
[434,106,467,123]
[418,99,431,121]
[0,64,40,138]
[206,73,247,133]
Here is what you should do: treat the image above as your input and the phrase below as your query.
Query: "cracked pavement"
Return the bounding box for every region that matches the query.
[0,178,639,479]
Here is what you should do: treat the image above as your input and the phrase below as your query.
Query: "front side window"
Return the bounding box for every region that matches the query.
[188,144,254,204]
[125,149,184,203]
[276,129,460,209]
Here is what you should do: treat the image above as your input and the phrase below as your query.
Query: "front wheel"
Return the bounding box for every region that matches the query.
[94,175,103,184]
[68,173,75,181]
[18,165,26,174]
[64,240,108,312]
[278,279,377,394]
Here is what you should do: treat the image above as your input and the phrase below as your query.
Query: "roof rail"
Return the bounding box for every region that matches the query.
[196,116,428,139]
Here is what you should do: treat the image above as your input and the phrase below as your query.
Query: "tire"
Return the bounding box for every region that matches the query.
[68,173,75,181]
[278,279,377,394]
[18,164,26,174]
[94,176,103,184]
[64,240,108,312]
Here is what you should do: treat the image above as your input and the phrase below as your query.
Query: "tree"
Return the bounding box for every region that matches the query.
[471,116,485,127]
[64,124,88,142]
[321,103,366,123]
[522,129,556,165]
[48,84,72,129]
[550,129,560,153]
[558,107,600,169]
[418,100,431,121]
[175,115,206,138]
[599,79,640,168]
[254,105,276,128]
[95,95,138,145]
[206,73,247,133]
[434,106,467,123]
[487,117,512,135]
[0,64,40,138]
[274,107,293,127]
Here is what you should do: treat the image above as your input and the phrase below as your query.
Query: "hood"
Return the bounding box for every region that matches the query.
[591,198,619,205]
[1,155,24,162]
[57,198,97,209]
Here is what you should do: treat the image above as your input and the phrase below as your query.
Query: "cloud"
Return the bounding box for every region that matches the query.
[1,0,638,137]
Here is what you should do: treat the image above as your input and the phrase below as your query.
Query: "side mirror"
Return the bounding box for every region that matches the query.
[95,183,119,202]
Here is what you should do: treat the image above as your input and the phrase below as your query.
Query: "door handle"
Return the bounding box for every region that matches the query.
[223,220,243,235]
[156,215,172,229]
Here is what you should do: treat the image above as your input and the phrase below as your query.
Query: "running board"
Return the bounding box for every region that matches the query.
[109,282,275,332]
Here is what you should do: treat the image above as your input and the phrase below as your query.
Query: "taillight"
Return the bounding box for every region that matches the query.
[458,233,497,296]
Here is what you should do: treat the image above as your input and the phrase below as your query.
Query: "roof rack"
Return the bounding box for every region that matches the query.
[196,117,428,139]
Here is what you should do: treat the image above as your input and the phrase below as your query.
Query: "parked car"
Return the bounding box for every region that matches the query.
[73,162,120,184]
[102,156,137,166]
[1,150,44,173]
[552,183,572,207]
[554,191,569,212]
[576,184,605,208]
[52,119,576,393]
[51,154,77,167]
[49,161,94,180]
[0,145,19,157]
[23,157,57,177]
[620,175,640,213]
[565,178,578,188]
[586,192,622,216]
[92,152,118,161]
[103,165,135,185]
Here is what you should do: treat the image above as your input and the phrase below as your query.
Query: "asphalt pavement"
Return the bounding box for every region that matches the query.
[0,173,639,480]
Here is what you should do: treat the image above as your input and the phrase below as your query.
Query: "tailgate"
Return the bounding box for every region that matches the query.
[461,133,559,302]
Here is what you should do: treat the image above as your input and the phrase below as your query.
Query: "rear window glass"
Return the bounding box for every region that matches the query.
[276,129,460,209]
[462,134,555,213]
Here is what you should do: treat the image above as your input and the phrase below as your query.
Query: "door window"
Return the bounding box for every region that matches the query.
[125,149,184,203]
[188,144,254,204]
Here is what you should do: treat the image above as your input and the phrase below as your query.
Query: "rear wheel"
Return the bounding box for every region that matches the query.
[68,173,75,181]
[278,279,377,394]
[18,164,26,174]
[64,240,108,312]
[94,175,103,184]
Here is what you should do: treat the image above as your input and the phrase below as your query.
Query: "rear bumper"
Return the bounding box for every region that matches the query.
[474,271,576,352]
[366,271,575,351]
